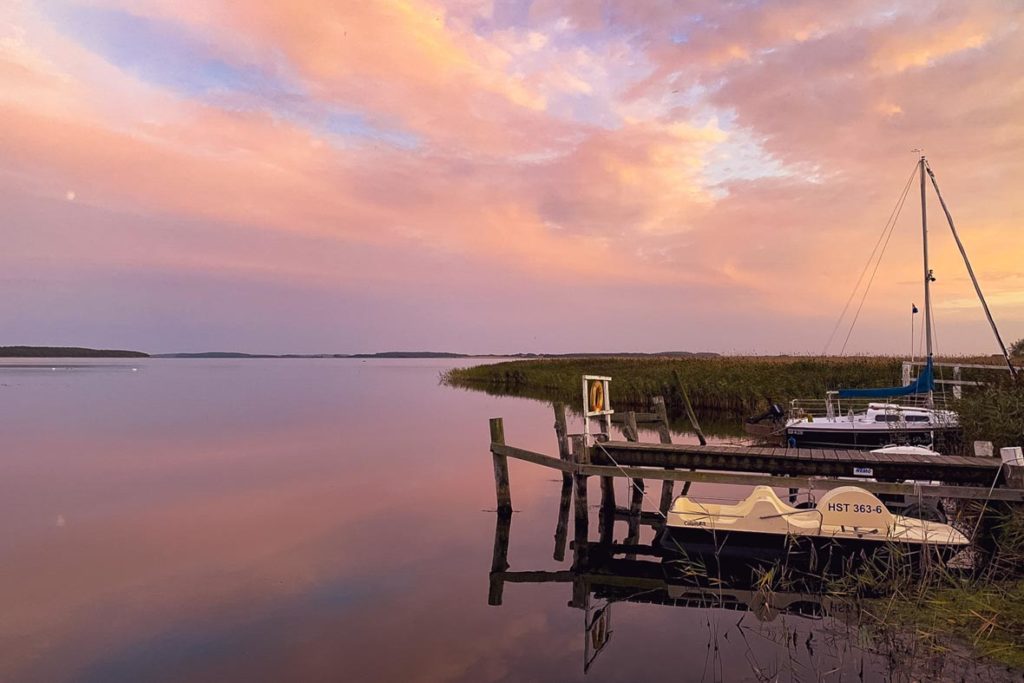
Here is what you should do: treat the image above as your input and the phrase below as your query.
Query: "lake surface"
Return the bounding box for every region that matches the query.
[0,359,1002,681]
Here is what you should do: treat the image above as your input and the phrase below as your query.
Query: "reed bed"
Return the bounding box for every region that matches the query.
[957,376,1024,452]
[443,356,906,415]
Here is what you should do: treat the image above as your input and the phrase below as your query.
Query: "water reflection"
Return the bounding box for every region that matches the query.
[0,360,1015,682]
[486,483,1014,682]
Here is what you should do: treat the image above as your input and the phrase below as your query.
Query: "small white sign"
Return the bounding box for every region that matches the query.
[853,467,874,477]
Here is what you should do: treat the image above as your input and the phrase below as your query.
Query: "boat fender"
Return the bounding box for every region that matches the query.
[588,380,604,412]
[787,436,797,448]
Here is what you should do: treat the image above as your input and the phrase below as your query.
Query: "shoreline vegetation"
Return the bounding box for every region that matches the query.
[443,355,1023,451]
[442,354,1009,410]
[0,347,719,359]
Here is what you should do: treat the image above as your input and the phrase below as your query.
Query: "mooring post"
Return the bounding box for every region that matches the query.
[490,417,512,516]
[553,402,572,486]
[553,479,572,562]
[488,511,512,606]
[652,396,676,514]
[571,434,590,567]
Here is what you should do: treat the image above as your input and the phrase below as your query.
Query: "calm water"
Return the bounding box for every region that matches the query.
[0,359,996,681]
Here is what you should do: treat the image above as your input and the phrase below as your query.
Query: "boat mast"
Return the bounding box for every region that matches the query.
[925,160,1018,378]
[919,155,934,407]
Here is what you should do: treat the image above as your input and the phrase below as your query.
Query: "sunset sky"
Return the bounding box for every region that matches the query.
[2,0,1022,354]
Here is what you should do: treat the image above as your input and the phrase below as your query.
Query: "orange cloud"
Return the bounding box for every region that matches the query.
[1,0,1022,352]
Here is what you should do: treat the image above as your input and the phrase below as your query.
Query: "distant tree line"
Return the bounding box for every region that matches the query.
[0,346,149,358]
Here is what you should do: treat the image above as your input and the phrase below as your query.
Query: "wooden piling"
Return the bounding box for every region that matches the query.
[553,403,572,487]
[652,397,675,514]
[490,417,512,516]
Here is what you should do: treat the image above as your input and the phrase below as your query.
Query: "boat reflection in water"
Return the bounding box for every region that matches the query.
[486,483,885,679]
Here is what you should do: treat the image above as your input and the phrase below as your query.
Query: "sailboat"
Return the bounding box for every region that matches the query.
[781,155,1017,450]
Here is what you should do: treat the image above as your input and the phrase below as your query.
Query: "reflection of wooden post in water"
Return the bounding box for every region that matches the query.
[623,411,643,550]
[571,435,590,567]
[652,397,675,515]
[489,417,512,516]
[553,479,572,562]
[488,512,512,606]
[598,497,614,544]
[553,403,572,487]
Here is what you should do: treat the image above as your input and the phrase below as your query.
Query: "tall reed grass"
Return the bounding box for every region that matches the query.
[443,356,905,415]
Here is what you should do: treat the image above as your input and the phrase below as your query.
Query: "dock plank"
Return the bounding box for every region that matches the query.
[595,440,1000,486]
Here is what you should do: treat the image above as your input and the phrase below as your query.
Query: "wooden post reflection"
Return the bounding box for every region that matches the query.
[488,511,512,606]
[553,479,572,562]
[571,435,590,568]
[623,411,643,552]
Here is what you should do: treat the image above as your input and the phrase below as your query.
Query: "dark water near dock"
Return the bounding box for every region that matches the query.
[0,359,1007,681]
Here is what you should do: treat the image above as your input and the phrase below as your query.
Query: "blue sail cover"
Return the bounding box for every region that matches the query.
[837,357,934,399]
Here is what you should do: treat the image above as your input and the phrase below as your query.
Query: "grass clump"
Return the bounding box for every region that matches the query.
[874,580,1024,670]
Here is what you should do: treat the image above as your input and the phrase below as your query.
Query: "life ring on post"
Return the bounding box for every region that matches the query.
[589,380,605,412]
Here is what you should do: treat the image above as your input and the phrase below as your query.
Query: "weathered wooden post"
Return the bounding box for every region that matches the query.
[490,417,512,516]
[571,434,590,566]
[553,402,572,486]
[652,396,676,514]
[488,512,512,606]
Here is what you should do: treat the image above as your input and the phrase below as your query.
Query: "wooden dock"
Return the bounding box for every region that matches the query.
[486,396,1024,674]
[487,399,1024,535]
[595,441,1001,485]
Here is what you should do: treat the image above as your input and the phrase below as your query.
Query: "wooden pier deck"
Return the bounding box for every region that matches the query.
[595,440,1001,485]
[487,400,1024,529]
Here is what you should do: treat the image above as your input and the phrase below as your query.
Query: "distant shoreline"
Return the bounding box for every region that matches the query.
[0,347,723,359]
[0,348,720,358]
[0,346,149,358]
[151,351,722,359]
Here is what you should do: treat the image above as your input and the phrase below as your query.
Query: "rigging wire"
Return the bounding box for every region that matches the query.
[838,169,917,355]
[822,162,920,355]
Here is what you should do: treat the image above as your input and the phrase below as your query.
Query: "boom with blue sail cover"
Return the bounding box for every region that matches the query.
[838,357,934,399]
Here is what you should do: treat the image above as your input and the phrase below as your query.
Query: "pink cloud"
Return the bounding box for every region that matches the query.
[1,0,1022,353]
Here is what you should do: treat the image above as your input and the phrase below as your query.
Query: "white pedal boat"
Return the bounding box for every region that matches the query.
[659,485,968,571]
